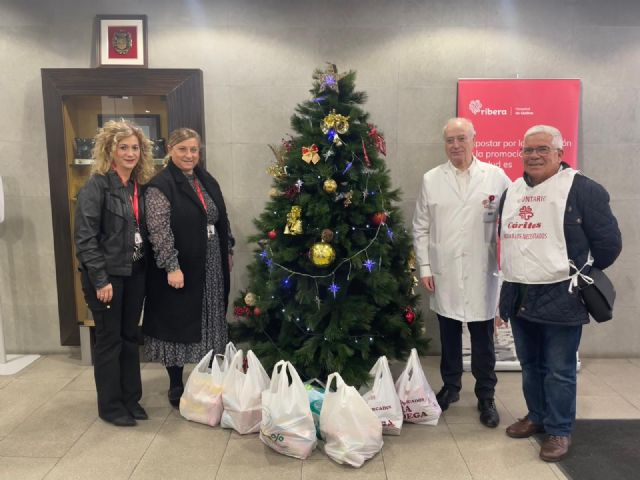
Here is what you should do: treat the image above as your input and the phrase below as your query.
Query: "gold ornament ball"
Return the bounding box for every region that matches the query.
[244,292,257,307]
[323,179,338,193]
[309,242,336,267]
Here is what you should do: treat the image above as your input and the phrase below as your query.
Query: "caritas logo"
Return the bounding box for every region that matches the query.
[468,99,507,116]
[519,205,534,220]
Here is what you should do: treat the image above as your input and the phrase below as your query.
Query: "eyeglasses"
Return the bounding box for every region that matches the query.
[520,146,555,157]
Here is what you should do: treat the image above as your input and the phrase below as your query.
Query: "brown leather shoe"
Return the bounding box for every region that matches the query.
[506,415,545,438]
[539,434,571,462]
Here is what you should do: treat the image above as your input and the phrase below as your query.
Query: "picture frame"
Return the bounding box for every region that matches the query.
[97,113,161,139]
[96,15,148,68]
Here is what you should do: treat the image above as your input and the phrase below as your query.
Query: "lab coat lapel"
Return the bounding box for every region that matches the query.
[441,166,463,200]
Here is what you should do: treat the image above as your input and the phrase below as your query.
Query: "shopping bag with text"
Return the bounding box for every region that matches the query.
[361,355,403,435]
[395,348,441,425]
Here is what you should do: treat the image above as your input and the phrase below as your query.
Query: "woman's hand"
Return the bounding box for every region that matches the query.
[96,284,113,303]
[168,269,184,289]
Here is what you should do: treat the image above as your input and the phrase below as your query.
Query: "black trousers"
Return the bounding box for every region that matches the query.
[81,261,145,421]
[437,314,497,400]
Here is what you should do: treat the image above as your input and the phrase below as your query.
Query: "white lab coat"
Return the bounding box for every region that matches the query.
[412,158,511,322]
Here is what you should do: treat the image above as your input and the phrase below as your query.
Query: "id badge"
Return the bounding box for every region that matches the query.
[134,231,143,245]
[207,224,216,238]
[483,209,497,223]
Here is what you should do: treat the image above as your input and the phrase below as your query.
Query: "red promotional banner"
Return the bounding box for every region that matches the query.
[457,79,581,180]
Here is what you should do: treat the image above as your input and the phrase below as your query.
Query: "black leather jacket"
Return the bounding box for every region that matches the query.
[74,170,146,288]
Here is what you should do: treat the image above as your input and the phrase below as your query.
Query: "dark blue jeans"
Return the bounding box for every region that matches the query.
[510,316,583,436]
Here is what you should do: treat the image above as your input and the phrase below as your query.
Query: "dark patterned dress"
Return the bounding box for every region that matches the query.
[144,173,232,366]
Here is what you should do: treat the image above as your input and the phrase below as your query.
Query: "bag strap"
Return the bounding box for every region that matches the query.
[325,372,344,394]
[196,349,214,372]
[269,360,287,393]
[227,349,244,374]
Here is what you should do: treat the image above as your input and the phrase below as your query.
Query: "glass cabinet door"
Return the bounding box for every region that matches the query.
[63,95,168,326]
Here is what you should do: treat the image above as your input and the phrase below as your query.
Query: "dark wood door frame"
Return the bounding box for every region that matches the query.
[41,68,205,345]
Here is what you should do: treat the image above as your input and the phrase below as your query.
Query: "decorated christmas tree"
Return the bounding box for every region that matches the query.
[232,64,427,386]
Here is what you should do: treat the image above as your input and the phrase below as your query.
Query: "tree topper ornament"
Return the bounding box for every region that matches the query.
[313,63,345,93]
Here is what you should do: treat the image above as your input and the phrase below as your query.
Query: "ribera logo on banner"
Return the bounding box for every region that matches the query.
[468,99,507,116]
[458,79,581,181]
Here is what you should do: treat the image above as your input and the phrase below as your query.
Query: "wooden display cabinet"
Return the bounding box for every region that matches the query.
[41,68,205,346]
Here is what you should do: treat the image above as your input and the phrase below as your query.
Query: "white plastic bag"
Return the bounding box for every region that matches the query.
[260,361,317,459]
[395,348,441,425]
[220,349,270,434]
[320,372,383,468]
[361,356,404,435]
[179,350,224,427]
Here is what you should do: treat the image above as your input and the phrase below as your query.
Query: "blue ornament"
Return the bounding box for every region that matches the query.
[327,128,336,142]
[328,282,340,298]
[363,259,376,272]
[342,161,353,174]
[386,227,394,241]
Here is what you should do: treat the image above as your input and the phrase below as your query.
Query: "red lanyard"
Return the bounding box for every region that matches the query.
[130,181,139,226]
[113,168,139,225]
[193,178,207,212]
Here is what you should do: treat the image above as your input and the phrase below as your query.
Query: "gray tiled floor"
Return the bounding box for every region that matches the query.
[1,355,639,479]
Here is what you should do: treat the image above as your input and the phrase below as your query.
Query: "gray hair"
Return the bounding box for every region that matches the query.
[442,117,476,139]
[524,125,564,149]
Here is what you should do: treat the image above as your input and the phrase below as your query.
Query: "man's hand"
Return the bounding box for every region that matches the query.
[495,315,507,330]
[421,276,435,292]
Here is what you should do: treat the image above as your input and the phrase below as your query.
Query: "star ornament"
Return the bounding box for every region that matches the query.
[363,259,376,272]
[314,63,345,93]
[328,281,340,298]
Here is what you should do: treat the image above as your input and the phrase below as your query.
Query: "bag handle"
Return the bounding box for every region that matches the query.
[210,354,226,375]
[227,349,244,374]
[406,348,420,381]
[195,349,214,373]
[284,361,305,391]
[269,360,287,393]
[325,372,345,394]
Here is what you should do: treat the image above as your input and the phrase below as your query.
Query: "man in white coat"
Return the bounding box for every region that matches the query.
[412,117,511,428]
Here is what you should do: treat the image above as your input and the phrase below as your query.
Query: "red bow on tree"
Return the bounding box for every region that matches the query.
[368,124,386,156]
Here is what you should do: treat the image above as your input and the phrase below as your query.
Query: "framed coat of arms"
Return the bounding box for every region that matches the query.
[96,15,148,68]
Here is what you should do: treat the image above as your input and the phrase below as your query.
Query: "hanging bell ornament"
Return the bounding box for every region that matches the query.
[309,241,336,267]
[323,178,338,193]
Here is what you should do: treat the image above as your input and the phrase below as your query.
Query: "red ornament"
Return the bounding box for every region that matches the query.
[268,229,277,240]
[371,211,387,226]
[404,306,415,325]
[253,307,262,316]
[368,123,387,156]
[361,138,371,167]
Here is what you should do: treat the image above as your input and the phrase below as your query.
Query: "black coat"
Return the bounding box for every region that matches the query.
[499,165,622,326]
[143,161,231,343]
[74,170,147,288]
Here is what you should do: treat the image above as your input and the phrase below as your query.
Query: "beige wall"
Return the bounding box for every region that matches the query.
[0,0,638,356]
